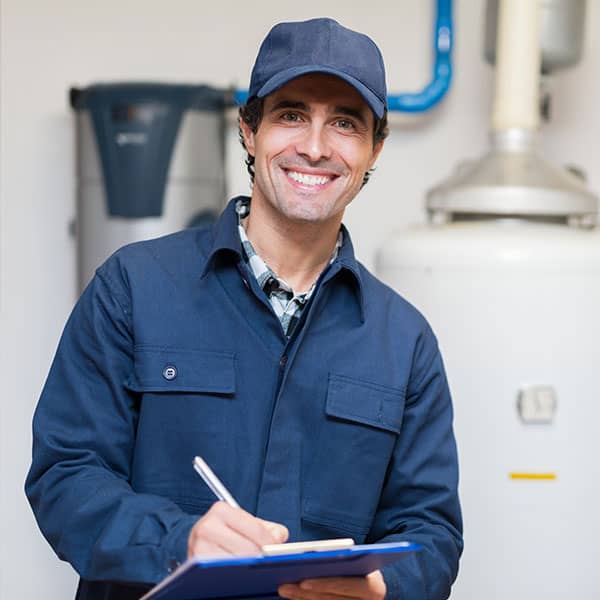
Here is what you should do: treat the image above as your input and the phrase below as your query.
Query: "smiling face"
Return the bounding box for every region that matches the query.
[239,73,384,229]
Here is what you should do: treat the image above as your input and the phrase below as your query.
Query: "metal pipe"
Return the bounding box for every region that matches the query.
[491,0,541,132]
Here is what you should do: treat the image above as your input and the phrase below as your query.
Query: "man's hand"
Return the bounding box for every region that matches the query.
[278,570,386,600]
[187,501,289,558]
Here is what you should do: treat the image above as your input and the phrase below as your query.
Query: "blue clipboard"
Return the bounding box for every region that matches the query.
[141,541,419,600]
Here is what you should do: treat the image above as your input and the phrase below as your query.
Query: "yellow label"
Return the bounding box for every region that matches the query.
[509,472,557,480]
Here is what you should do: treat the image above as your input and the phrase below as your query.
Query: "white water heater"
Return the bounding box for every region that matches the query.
[377,1,600,597]
[377,220,600,598]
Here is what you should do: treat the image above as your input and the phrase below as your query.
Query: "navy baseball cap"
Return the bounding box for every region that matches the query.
[248,18,387,119]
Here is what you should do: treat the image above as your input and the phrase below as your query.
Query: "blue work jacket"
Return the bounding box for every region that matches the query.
[26,197,462,600]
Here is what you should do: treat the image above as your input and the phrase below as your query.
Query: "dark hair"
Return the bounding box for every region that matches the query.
[238,96,389,187]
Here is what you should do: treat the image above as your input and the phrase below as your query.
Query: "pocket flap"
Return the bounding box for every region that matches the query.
[127,347,235,394]
[326,373,404,434]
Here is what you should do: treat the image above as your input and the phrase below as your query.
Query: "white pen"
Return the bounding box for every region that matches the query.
[193,455,240,509]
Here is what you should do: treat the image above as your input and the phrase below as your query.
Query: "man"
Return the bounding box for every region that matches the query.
[26,17,462,600]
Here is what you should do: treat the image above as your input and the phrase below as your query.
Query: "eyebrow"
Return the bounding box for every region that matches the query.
[269,100,308,112]
[268,99,369,127]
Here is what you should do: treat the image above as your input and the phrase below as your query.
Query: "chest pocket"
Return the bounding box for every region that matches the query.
[127,346,236,394]
[126,347,236,512]
[303,373,405,541]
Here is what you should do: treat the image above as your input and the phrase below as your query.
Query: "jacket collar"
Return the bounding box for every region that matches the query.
[200,196,366,321]
[326,223,366,322]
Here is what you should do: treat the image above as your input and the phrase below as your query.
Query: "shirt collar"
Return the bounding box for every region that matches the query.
[200,196,366,321]
[237,197,343,297]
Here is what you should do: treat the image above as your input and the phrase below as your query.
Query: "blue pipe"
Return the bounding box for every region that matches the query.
[233,88,249,106]
[388,0,453,112]
[233,0,453,112]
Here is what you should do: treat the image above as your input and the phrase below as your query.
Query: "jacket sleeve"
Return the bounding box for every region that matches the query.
[372,325,463,600]
[25,258,199,585]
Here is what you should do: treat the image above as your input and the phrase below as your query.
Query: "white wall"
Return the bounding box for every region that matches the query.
[1,1,598,598]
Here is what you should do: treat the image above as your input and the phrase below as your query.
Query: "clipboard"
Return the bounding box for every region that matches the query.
[141,541,419,600]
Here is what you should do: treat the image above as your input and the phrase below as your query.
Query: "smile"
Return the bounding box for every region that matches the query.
[285,170,334,186]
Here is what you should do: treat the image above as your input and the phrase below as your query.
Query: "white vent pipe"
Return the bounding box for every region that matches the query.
[491,0,542,133]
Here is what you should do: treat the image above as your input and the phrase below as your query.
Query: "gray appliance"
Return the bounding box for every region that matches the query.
[71,83,228,290]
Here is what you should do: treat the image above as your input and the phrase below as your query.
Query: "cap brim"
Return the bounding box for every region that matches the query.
[256,65,385,119]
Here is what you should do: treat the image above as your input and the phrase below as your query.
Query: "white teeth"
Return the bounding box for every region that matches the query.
[286,171,332,186]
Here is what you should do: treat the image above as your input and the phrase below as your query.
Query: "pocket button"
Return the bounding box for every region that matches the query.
[162,365,178,380]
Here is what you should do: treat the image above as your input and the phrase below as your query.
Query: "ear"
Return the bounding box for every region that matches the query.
[239,118,256,157]
[368,140,385,171]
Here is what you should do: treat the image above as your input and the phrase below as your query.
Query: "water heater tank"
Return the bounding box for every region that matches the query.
[376,219,600,598]
[71,83,228,290]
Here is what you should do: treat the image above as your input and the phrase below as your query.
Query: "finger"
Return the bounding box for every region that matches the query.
[188,502,264,557]
[208,502,288,546]
[295,571,386,600]
[188,526,260,558]
[256,517,289,543]
[278,584,352,600]
[298,576,371,597]
[187,537,232,559]
[190,512,263,556]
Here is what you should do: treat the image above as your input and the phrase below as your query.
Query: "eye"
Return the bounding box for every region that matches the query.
[334,118,356,130]
[280,111,303,122]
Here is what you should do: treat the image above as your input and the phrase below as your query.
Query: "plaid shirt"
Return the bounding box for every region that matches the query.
[236,198,342,337]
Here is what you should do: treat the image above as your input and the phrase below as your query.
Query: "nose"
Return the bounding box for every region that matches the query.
[295,121,332,163]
